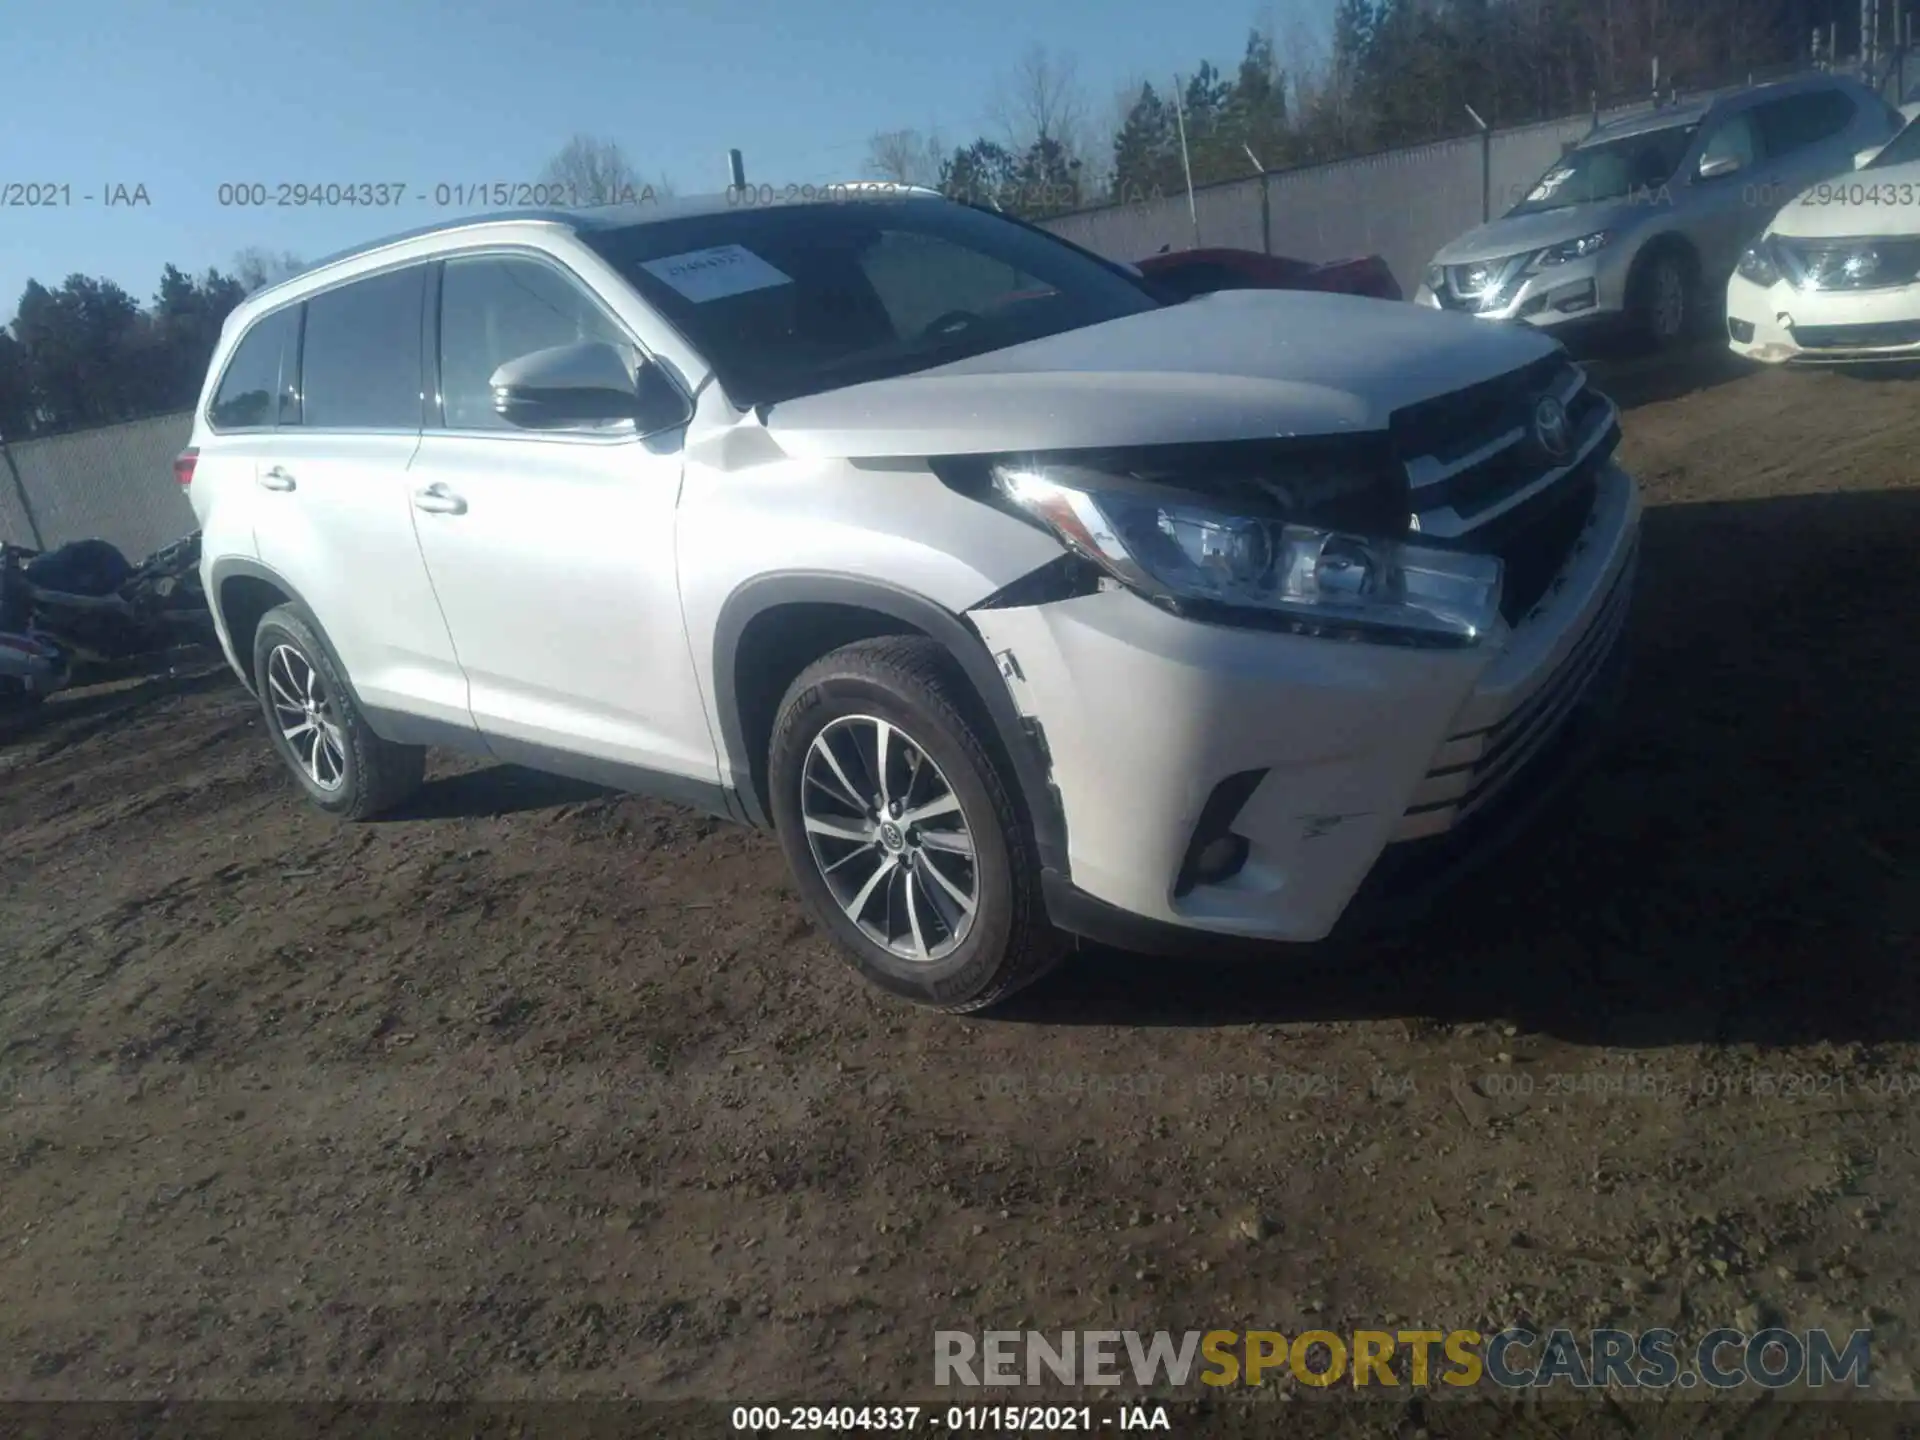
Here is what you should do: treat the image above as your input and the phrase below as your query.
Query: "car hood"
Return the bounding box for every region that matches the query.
[761,290,1558,460]
[1768,157,1920,239]
[1431,201,1649,267]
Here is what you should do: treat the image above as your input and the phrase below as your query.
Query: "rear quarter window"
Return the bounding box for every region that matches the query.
[208,305,301,431]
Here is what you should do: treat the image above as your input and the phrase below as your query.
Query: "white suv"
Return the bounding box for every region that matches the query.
[183,189,1641,1011]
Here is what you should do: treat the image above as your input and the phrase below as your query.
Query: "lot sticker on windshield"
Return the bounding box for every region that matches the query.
[640,244,793,303]
[1528,167,1574,202]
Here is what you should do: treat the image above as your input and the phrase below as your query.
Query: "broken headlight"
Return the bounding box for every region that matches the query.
[992,463,1503,645]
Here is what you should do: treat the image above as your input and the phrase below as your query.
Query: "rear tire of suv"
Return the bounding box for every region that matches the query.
[768,636,1062,1012]
[252,604,425,820]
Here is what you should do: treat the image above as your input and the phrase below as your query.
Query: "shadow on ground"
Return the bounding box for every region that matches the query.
[1580,335,1753,410]
[383,765,610,822]
[1008,486,1920,1051]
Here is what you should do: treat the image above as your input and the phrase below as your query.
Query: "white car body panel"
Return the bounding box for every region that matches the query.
[1728,154,1920,363]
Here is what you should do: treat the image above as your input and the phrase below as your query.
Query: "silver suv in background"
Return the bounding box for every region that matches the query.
[183,190,1640,1013]
[1415,74,1903,348]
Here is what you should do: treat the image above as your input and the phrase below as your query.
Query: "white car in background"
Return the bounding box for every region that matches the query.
[1729,108,1920,362]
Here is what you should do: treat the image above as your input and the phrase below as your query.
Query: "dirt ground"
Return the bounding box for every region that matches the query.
[3,343,1919,1431]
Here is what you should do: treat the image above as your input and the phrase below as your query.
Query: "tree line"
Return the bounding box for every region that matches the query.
[0,249,302,442]
[869,1,1866,219]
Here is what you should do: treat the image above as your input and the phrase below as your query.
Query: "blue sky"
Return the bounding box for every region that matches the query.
[1,0,1332,321]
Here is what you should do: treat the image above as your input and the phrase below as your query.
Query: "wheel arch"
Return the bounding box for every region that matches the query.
[209,557,366,713]
[711,572,1068,875]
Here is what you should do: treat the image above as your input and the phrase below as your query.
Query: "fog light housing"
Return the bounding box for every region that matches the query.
[1174,771,1266,898]
[1729,317,1755,343]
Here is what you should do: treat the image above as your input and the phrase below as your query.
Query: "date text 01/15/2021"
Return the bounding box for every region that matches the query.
[2,183,149,207]
[730,1405,1173,1431]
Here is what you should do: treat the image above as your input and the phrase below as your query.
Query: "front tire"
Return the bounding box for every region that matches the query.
[1631,249,1693,350]
[252,604,424,819]
[768,636,1061,1012]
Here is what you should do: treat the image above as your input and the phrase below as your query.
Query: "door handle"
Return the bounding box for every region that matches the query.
[413,483,468,516]
[258,466,296,492]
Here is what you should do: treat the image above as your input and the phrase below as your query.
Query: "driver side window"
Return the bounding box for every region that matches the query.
[437,255,628,431]
[1699,112,1762,173]
[860,230,1054,337]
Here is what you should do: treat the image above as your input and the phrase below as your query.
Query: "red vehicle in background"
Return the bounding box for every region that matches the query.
[1135,246,1403,303]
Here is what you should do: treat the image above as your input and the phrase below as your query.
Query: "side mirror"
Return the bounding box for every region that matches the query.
[1855,146,1884,170]
[1697,153,1744,180]
[489,341,690,435]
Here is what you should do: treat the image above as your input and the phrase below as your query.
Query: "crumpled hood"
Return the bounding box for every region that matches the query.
[762,290,1558,460]
[1431,201,1647,267]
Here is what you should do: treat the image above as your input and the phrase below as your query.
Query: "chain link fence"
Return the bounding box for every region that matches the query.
[0,411,195,560]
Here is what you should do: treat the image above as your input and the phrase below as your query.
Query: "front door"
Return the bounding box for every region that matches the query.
[406,250,718,788]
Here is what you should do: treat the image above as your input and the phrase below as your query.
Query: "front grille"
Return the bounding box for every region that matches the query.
[1390,356,1621,623]
[1790,319,1920,350]
[1478,469,1602,623]
[1392,354,1565,463]
[1395,539,1636,841]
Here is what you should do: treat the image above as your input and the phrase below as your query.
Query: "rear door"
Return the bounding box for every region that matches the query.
[249,264,475,734]
[1753,87,1866,199]
[193,304,303,572]
[405,249,717,787]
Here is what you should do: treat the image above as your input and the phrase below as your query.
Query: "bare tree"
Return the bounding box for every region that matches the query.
[864,128,946,186]
[538,135,672,207]
[991,44,1092,158]
[232,247,305,294]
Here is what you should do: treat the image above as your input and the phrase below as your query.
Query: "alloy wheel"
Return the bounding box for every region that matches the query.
[266,643,347,792]
[799,714,979,962]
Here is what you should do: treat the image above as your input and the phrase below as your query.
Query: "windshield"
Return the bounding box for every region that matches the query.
[583,199,1160,408]
[1867,116,1920,169]
[1509,123,1699,214]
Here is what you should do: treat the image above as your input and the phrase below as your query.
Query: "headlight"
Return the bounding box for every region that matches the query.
[992,465,1504,645]
[1531,232,1611,268]
[1737,240,1781,286]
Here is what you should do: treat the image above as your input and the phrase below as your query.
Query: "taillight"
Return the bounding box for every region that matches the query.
[173,448,198,488]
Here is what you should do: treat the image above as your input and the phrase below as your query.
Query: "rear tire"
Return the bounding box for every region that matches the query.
[768,636,1061,1012]
[252,604,424,819]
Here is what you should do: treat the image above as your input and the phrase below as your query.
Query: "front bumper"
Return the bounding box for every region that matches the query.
[1414,251,1626,331]
[972,461,1642,947]
[1726,268,1920,363]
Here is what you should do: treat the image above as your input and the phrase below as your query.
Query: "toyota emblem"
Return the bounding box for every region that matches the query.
[1532,394,1573,462]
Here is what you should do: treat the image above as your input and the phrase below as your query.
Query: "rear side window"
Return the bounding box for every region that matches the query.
[1756,90,1856,155]
[436,255,628,430]
[208,305,300,431]
[299,266,427,430]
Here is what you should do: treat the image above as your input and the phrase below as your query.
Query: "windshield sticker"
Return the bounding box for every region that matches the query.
[1528,167,1574,202]
[640,244,793,303]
